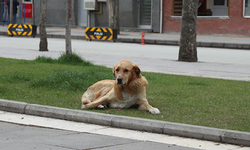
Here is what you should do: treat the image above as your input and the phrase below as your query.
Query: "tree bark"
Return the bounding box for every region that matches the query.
[178,0,198,62]
[39,0,48,51]
[106,0,119,34]
[66,0,72,56]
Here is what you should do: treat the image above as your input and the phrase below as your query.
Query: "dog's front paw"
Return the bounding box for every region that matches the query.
[97,105,105,109]
[81,105,86,109]
[81,104,94,109]
[149,108,160,115]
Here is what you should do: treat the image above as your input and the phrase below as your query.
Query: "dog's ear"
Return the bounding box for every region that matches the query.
[133,64,141,78]
[113,66,116,78]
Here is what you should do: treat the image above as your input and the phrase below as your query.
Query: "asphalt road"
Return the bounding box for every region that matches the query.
[0,36,250,81]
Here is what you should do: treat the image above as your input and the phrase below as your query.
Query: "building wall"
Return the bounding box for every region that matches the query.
[163,0,250,35]
[34,0,140,28]
[119,0,138,28]
[34,0,76,27]
[93,0,139,28]
[75,0,88,27]
[92,0,160,32]
[152,0,160,32]
[32,0,160,32]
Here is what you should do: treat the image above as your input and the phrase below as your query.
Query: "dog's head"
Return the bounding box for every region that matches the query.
[113,60,141,85]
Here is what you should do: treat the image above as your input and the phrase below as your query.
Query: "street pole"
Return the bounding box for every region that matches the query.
[10,0,13,24]
[32,0,35,25]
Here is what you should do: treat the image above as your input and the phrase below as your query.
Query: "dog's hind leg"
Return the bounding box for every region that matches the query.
[83,92,112,109]
[81,99,106,109]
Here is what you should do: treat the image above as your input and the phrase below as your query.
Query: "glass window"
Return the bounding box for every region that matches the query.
[173,0,183,16]
[214,0,225,5]
[244,0,250,17]
[139,0,152,25]
[172,0,229,16]
[23,0,32,3]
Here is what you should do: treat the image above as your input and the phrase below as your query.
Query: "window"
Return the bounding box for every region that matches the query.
[172,0,228,16]
[244,0,250,17]
[211,0,228,16]
[173,0,183,16]
[214,0,224,5]
[23,0,32,4]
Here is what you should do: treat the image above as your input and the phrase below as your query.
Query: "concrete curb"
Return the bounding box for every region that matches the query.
[0,99,28,114]
[0,99,250,147]
[0,31,250,50]
[45,34,250,50]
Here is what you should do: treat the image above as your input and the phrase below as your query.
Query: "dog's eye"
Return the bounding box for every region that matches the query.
[124,69,128,73]
[116,68,119,72]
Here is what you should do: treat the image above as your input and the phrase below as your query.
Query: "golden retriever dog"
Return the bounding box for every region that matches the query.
[81,60,160,114]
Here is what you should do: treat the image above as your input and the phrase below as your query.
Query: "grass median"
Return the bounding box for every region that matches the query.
[0,55,249,132]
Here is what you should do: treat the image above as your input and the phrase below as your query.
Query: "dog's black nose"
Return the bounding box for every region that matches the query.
[117,79,123,85]
[116,75,123,85]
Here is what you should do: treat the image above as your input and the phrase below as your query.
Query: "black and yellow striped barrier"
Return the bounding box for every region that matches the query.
[8,24,37,37]
[85,27,117,41]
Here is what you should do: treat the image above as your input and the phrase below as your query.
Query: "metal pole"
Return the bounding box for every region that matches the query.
[10,0,13,24]
[160,0,163,33]
[32,0,35,25]
[87,10,90,27]
[1,3,3,24]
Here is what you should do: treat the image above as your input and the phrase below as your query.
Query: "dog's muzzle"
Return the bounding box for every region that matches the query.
[116,75,123,85]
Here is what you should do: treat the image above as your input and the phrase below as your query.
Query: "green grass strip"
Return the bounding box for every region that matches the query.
[0,55,249,132]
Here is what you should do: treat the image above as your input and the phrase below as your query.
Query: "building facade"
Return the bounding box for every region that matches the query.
[163,0,250,35]
[31,0,161,32]
[2,0,250,35]
[89,0,161,32]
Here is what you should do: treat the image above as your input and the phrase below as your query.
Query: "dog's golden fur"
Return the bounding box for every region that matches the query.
[81,60,160,114]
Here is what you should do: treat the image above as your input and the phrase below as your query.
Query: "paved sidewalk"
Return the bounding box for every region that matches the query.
[1,121,196,150]
[1,100,250,148]
[2,111,250,150]
[0,26,250,49]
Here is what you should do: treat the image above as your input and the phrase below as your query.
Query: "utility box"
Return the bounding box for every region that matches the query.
[84,0,98,10]
[22,0,33,18]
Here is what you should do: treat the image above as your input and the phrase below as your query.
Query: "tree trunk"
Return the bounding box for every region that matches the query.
[106,0,119,34]
[178,0,198,62]
[10,0,13,24]
[39,0,48,51]
[65,0,72,56]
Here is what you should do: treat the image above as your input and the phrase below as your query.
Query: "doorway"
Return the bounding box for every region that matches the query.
[139,0,151,29]
[211,0,228,16]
